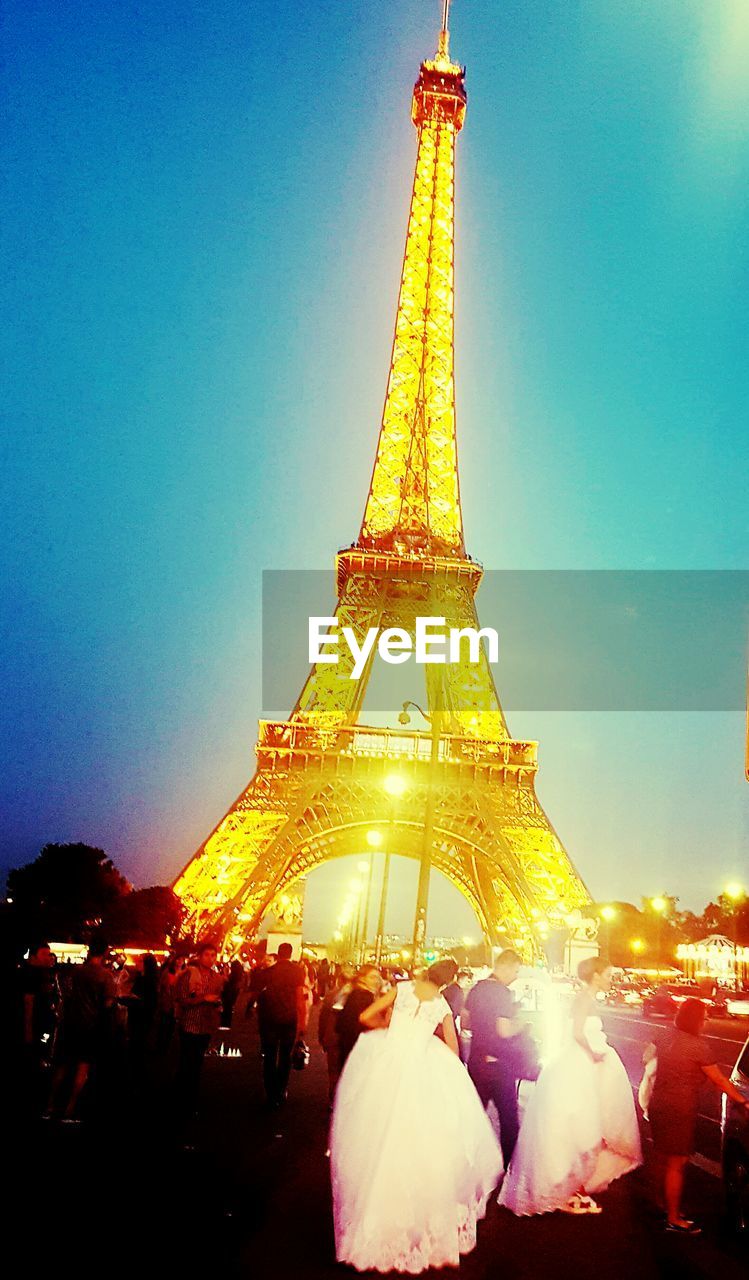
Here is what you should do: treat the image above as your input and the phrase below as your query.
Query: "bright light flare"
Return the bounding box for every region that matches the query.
[383,773,408,798]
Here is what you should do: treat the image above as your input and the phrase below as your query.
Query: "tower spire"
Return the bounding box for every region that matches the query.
[359,9,466,557]
[438,0,451,61]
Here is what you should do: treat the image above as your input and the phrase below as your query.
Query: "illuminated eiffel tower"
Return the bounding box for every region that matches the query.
[174,5,591,960]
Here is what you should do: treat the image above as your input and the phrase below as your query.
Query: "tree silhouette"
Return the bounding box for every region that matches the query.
[103,886,184,947]
[6,842,130,940]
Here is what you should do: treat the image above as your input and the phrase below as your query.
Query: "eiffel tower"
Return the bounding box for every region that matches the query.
[174,5,591,961]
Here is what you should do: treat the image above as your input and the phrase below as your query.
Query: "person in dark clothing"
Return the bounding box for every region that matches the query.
[220,960,245,1029]
[318,966,355,1104]
[337,965,382,1071]
[16,941,60,1113]
[463,949,524,1169]
[245,954,275,1019]
[645,997,749,1233]
[257,943,304,1108]
[443,969,472,1024]
[47,936,116,1121]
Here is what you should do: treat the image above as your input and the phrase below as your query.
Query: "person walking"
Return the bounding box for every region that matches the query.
[463,949,525,1169]
[257,943,305,1108]
[330,958,502,1272]
[173,941,224,1122]
[245,953,274,1020]
[499,956,642,1216]
[645,996,749,1234]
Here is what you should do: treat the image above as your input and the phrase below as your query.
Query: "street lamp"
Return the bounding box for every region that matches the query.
[725,882,745,992]
[373,776,409,965]
[399,689,444,972]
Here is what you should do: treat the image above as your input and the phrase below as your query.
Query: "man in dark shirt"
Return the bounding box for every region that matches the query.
[19,942,58,1052]
[337,965,383,1070]
[16,941,59,1113]
[443,969,472,1024]
[257,943,305,1108]
[463,949,523,1169]
[48,936,116,1121]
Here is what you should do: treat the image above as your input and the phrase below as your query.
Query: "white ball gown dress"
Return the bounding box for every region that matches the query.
[330,981,502,1273]
[498,1012,642,1216]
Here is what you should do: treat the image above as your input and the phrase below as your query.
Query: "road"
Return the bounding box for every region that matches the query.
[8,1006,748,1280]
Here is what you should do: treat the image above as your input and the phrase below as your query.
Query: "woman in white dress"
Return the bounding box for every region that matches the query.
[499,956,642,1217]
[330,959,502,1273]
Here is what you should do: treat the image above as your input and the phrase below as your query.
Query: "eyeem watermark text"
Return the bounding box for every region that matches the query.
[308,616,499,679]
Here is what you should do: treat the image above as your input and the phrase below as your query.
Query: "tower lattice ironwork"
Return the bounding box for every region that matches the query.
[173,10,591,957]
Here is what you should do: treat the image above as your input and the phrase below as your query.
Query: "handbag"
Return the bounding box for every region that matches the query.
[510,1026,542,1081]
[291,1037,310,1071]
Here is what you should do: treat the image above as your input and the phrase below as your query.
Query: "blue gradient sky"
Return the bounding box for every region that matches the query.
[2,1,747,938]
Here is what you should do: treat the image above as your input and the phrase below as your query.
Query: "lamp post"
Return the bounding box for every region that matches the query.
[726,882,745,992]
[399,689,444,973]
[356,860,373,964]
[373,773,408,966]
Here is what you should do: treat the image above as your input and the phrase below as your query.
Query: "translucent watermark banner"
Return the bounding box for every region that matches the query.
[261,570,748,717]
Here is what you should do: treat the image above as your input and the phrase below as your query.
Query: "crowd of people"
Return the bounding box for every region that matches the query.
[10,936,749,1274]
[10,934,328,1130]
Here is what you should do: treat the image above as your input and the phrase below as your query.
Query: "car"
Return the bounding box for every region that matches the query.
[726,993,749,1019]
[606,982,646,1008]
[721,1035,749,1232]
[641,983,728,1020]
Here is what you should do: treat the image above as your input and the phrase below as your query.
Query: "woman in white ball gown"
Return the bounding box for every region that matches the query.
[330,959,502,1273]
[499,956,642,1217]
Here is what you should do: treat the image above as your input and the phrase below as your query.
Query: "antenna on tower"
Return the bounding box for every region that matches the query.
[437,0,451,61]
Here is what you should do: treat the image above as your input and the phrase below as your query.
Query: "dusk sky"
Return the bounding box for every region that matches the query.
[2,1,747,940]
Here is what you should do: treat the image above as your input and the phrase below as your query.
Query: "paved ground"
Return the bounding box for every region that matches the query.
[8,1006,749,1280]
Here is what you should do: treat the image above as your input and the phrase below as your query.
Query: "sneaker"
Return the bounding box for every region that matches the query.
[665,1220,701,1235]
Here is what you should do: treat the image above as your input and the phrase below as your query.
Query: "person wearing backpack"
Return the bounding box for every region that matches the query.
[257,942,305,1108]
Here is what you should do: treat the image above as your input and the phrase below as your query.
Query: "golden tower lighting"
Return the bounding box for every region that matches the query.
[173,5,591,960]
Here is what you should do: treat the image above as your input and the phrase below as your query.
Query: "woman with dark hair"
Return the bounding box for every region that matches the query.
[330,957,501,1272]
[500,955,641,1217]
[645,996,749,1234]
